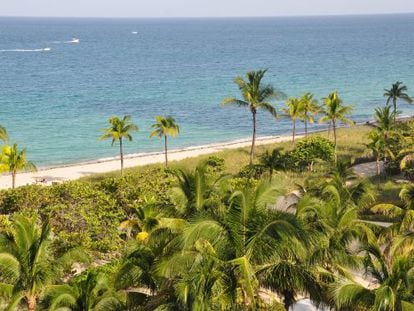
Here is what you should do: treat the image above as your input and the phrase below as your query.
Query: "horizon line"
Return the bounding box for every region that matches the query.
[1,11,414,19]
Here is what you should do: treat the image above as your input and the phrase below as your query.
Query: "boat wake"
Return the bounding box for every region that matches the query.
[52,38,80,44]
[0,47,51,53]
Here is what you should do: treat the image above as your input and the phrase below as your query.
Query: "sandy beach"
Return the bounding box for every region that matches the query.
[0,134,300,189]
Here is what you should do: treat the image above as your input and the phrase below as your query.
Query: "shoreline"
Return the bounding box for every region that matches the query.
[0,115,411,190]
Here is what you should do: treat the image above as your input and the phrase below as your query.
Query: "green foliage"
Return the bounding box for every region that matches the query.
[289,136,335,171]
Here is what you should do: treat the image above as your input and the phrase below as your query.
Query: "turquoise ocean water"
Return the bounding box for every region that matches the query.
[0,15,414,167]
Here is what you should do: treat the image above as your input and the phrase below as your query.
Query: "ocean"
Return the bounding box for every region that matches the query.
[0,15,414,166]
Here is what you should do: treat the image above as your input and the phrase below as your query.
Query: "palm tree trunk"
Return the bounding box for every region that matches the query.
[393,98,397,123]
[250,111,257,166]
[27,295,37,311]
[119,137,124,175]
[12,171,16,189]
[333,119,337,162]
[292,120,296,143]
[376,158,380,176]
[305,119,308,137]
[164,135,168,167]
[283,290,294,311]
[327,121,331,139]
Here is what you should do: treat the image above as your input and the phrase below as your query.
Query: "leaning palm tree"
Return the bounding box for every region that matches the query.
[222,69,279,166]
[300,93,320,137]
[0,215,86,311]
[319,92,354,153]
[0,143,36,189]
[99,115,138,175]
[384,81,412,120]
[283,97,303,142]
[150,116,180,167]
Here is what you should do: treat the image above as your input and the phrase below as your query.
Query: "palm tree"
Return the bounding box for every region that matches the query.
[319,92,354,154]
[0,216,86,311]
[373,106,397,138]
[0,143,36,189]
[150,116,180,167]
[334,242,414,311]
[43,272,124,311]
[222,69,278,166]
[158,182,306,309]
[366,131,394,176]
[99,115,138,175]
[300,93,320,137]
[283,97,303,142]
[384,81,412,120]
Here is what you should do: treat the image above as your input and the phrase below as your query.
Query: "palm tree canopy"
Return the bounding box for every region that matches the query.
[319,92,354,125]
[0,125,8,143]
[384,81,413,105]
[0,143,37,174]
[222,69,280,117]
[99,115,138,146]
[300,93,320,122]
[283,98,303,120]
[149,115,180,139]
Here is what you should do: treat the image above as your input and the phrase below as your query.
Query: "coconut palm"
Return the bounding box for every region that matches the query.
[319,92,354,154]
[366,131,394,176]
[334,241,414,311]
[283,97,303,142]
[159,182,306,308]
[0,216,86,311]
[222,69,279,166]
[43,272,124,311]
[0,143,36,189]
[259,148,287,180]
[300,93,320,137]
[99,115,138,175]
[373,106,397,138]
[150,116,180,167]
[384,81,412,120]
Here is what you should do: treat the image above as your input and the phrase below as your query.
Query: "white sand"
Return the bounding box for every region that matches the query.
[0,134,298,190]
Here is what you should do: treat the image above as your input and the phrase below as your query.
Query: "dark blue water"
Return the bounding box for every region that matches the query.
[1,15,414,166]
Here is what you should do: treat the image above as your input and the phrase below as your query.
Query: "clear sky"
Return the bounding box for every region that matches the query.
[2,0,414,18]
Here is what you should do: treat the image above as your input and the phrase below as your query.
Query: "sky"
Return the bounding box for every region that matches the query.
[2,0,414,18]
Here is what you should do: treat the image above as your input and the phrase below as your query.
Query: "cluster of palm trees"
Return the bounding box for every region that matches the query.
[365,82,413,176]
[222,69,355,165]
[99,115,180,173]
[1,157,414,310]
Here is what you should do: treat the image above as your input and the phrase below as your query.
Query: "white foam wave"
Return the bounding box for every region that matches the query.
[0,47,51,53]
[52,38,79,44]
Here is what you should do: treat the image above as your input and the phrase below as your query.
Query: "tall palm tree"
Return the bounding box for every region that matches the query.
[222,69,278,166]
[300,93,320,137]
[283,97,303,142]
[0,216,86,311]
[0,143,36,189]
[99,115,138,175]
[319,92,354,154]
[384,81,412,120]
[150,116,180,167]
[43,272,124,311]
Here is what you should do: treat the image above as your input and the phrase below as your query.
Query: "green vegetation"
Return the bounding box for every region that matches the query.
[0,143,37,189]
[319,92,354,154]
[384,81,413,119]
[150,115,180,167]
[99,115,139,175]
[1,73,414,310]
[222,69,279,166]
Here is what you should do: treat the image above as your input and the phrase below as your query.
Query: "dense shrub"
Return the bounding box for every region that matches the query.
[289,136,335,171]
